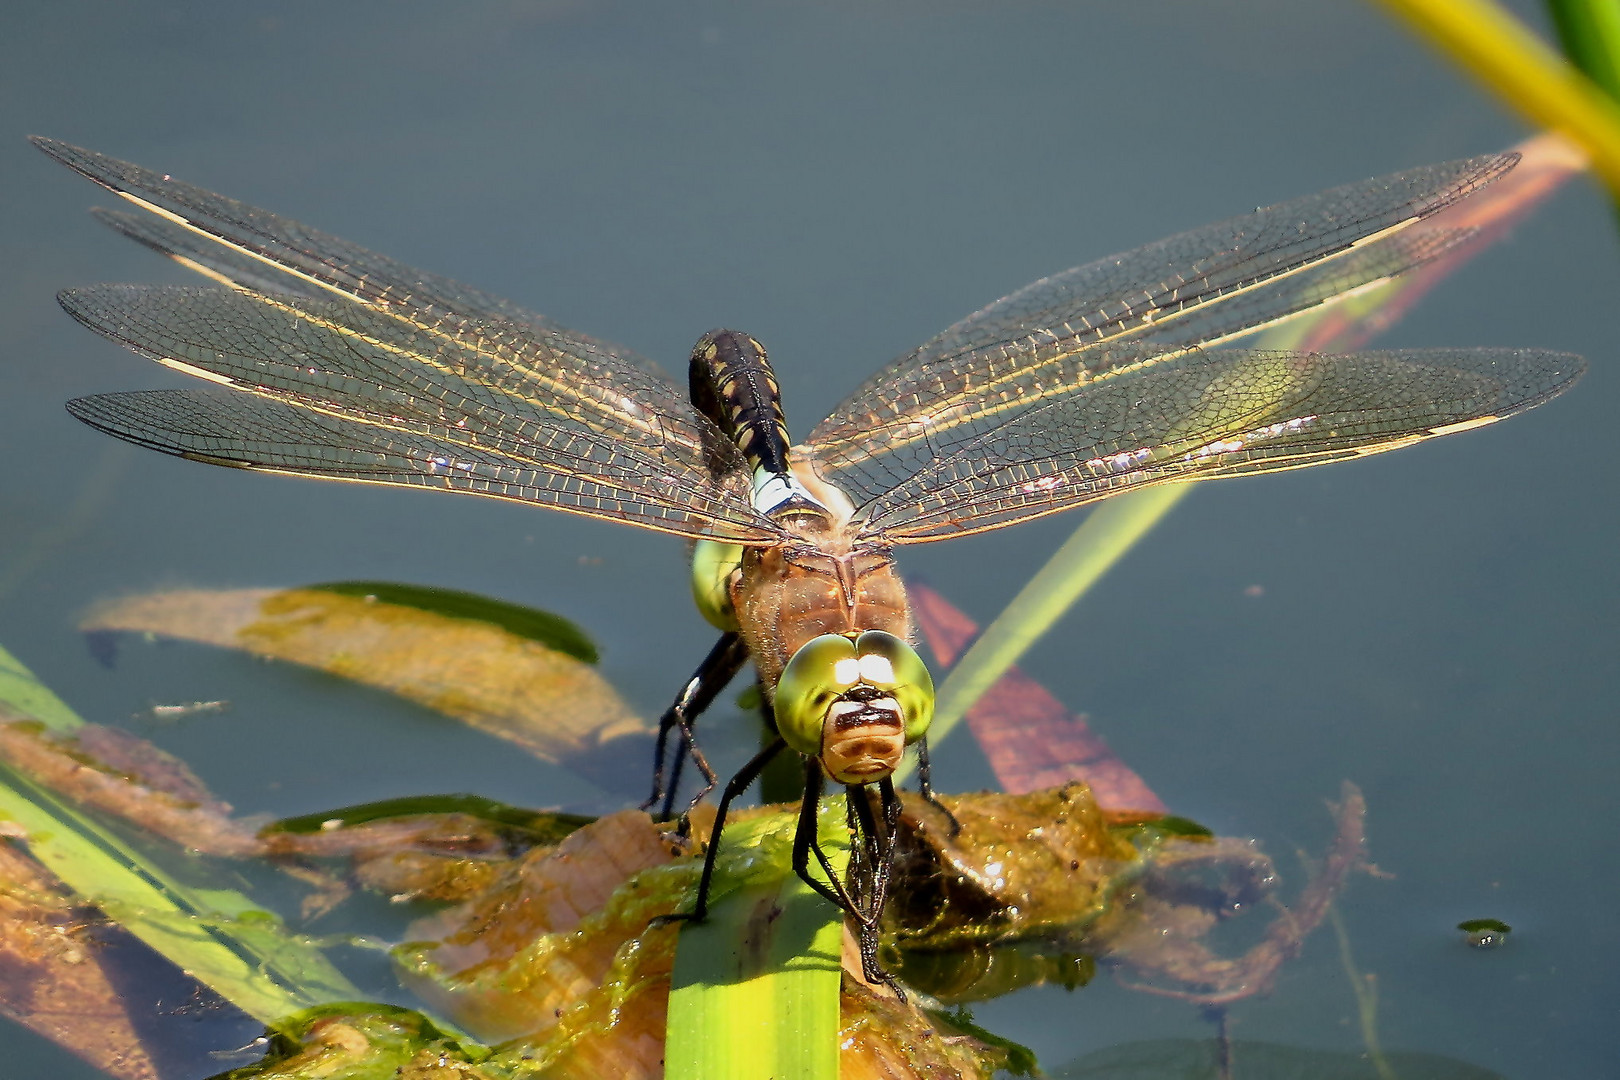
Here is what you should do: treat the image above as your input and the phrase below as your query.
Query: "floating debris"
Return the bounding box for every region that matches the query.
[1457,918,1512,948]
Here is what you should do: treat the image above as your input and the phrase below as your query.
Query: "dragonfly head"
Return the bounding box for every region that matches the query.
[775,630,934,786]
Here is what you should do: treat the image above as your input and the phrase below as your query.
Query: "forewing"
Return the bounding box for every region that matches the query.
[84,203,674,375]
[39,139,778,543]
[90,206,322,299]
[35,138,597,336]
[846,347,1583,542]
[806,154,1514,501]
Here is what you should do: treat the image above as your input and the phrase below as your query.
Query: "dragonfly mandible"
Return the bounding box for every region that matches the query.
[34,138,1584,988]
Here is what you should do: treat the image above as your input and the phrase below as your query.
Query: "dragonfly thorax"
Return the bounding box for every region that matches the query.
[737,537,910,689]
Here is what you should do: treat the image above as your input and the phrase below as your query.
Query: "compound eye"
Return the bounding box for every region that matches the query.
[853,631,934,744]
[690,541,743,631]
[774,633,860,757]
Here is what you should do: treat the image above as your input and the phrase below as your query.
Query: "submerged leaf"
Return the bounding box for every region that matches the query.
[82,587,651,769]
[212,1003,492,1080]
[310,581,598,664]
[0,645,84,735]
[0,645,362,1031]
[269,793,593,842]
[908,582,1166,814]
[0,840,159,1080]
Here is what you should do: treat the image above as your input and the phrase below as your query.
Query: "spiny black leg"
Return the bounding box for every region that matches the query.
[844,780,905,998]
[642,631,748,818]
[872,778,902,915]
[792,759,852,910]
[845,785,888,917]
[656,735,785,927]
[915,735,934,801]
[791,776,905,997]
[914,737,961,838]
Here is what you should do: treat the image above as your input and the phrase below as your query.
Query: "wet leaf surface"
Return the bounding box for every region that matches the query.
[81,587,652,780]
[309,581,599,664]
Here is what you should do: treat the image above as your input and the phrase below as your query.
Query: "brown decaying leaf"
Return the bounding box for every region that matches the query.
[908,582,1167,815]
[81,588,651,765]
[889,783,1141,946]
[0,839,158,1080]
[0,688,1354,1075]
[0,711,266,858]
[393,810,999,1080]
[887,781,1366,1008]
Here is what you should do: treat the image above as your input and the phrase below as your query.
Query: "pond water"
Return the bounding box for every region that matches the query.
[1,2,1615,1077]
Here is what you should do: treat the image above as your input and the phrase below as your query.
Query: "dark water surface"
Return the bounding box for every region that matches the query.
[1,2,1615,1077]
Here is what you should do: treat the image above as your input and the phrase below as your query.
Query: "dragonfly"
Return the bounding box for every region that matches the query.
[34,137,1583,989]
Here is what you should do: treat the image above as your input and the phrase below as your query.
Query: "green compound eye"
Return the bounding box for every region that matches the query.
[853,630,934,745]
[775,633,857,757]
[774,631,935,759]
[690,540,743,631]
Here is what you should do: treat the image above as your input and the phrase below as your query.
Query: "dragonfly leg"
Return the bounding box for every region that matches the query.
[792,769,905,996]
[792,759,854,911]
[642,631,748,819]
[656,735,786,927]
[842,779,904,997]
[913,737,961,838]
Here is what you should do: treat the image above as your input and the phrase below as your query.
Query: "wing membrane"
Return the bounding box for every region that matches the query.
[847,347,1583,542]
[91,206,323,299]
[807,155,1516,501]
[38,139,779,544]
[58,284,776,542]
[67,388,746,532]
[35,138,589,335]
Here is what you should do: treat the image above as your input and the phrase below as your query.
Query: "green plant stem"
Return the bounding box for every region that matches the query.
[900,483,1187,782]
[667,804,846,1080]
[1330,904,1396,1080]
[1547,0,1620,99]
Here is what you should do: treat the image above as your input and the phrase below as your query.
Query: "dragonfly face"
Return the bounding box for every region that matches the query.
[33,136,1586,989]
[775,629,934,785]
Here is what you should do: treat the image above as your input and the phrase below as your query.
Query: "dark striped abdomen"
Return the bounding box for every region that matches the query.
[689,329,793,478]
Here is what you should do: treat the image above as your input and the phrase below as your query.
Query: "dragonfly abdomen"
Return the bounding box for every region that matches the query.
[690,329,794,480]
[688,327,840,525]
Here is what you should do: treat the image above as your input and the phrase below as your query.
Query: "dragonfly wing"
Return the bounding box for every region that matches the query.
[57,282,781,543]
[90,206,324,299]
[39,138,781,543]
[82,202,685,375]
[806,155,1514,494]
[840,346,1583,543]
[35,138,605,339]
[68,385,778,542]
